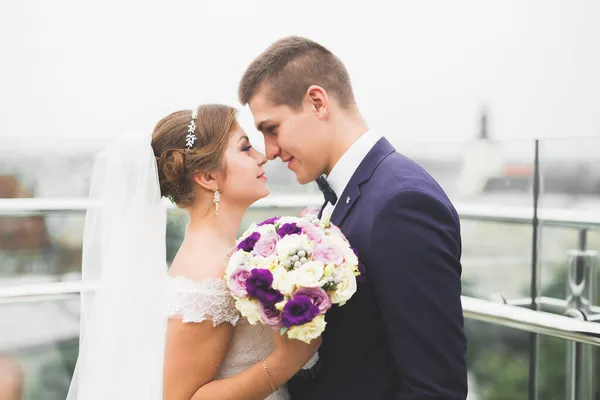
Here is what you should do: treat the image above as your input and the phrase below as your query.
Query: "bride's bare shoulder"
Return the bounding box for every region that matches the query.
[169,241,230,282]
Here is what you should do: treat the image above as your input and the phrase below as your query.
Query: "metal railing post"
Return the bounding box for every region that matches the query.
[565,242,597,400]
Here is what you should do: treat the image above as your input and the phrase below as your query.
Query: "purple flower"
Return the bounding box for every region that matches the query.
[246,268,284,305]
[259,302,283,326]
[258,216,281,226]
[357,262,366,283]
[294,287,331,313]
[351,248,366,283]
[281,295,320,328]
[228,267,252,297]
[237,232,261,252]
[277,222,302,238]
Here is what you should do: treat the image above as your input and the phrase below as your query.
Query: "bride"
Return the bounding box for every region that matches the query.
[66,104,320,400]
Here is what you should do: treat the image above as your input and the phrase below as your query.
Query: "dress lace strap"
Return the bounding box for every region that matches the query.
[167,276,240,326]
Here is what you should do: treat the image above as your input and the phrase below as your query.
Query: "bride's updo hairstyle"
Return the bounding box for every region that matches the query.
[151,105,237,208]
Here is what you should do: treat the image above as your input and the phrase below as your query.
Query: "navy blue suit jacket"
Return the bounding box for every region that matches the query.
[288,137,468,399]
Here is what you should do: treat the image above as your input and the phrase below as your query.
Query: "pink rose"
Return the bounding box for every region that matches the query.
[300,207,321,218]
[298,220,325,244]
[301,206,320,217]
[258,302,282,327]
[229,267,252,297]
[312,243,344,266]
[327,224,347,241]
[294,286,332,313]
[254,233,279,257]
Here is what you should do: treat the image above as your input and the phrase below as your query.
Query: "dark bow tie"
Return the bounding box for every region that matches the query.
[316,176,338,206]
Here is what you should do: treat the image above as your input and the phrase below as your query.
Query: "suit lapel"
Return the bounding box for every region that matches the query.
[330,137,396,227]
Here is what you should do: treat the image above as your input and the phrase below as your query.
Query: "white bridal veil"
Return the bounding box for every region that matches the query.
[66,133,169,399]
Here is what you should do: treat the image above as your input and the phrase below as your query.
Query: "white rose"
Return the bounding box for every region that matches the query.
[226,251,249,276]
[259,224,276,235]
[272,266,297,296]
[276,234,304,260]
[252,254,278,271]
[235,298,261,325]
[330,267,357,306]
[287,315,326,344]
[323,263,336,277]
[295,261,324,288]
[343,248,358,266]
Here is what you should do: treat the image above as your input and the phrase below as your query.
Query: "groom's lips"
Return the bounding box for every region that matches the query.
[284,157,294,169]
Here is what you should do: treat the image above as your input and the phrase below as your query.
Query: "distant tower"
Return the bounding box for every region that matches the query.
[457,104,502,197]
[478,105,489,141]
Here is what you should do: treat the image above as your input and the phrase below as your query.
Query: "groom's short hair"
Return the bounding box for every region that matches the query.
[238,36,355,110]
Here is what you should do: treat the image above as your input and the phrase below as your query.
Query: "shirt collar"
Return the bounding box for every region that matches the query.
[325,129,381,197]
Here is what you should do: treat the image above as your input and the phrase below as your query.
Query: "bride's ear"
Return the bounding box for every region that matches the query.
[193,172,219,192]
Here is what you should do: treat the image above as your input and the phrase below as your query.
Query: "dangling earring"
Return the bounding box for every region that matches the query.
[213,188,221,216]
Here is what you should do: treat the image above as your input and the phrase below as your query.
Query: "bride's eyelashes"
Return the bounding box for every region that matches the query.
[242,144,253,152]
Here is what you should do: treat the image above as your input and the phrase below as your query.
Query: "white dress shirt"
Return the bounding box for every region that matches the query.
[321,129,381,219]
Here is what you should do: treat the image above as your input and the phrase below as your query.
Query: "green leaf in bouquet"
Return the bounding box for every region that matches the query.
[280,327,289,336]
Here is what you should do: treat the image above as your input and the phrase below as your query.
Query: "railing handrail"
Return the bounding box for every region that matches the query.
[1,281,599,346]
[0,195,324,214]
[462,296,600,346]
[1,196,600,229]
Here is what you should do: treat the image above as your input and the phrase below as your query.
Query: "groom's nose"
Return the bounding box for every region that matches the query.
[264,138,280,160]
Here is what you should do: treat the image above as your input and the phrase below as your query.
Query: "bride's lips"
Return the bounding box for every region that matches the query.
[257,172,267,180]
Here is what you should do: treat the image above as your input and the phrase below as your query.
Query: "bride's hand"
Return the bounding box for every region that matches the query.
[272,330,322,370]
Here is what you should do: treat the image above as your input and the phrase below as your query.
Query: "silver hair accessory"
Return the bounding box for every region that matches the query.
[186,108,198,149]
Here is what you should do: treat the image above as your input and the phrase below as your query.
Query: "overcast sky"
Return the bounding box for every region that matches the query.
[1,0,598,153]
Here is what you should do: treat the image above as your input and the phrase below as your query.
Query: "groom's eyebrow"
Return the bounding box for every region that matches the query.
[256,119,274,132]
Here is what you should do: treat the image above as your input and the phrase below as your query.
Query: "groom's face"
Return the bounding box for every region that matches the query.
[249,92,328,185]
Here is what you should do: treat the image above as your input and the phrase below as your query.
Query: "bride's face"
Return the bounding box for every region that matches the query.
[219,125,269,206]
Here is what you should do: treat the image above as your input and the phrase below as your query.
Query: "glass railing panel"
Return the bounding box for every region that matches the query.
[398,138,538,300]
[0,209,196,284]
[0,214,85,287]
[0,296,79,400]
[537,137,600,308]
[537,137,600,400]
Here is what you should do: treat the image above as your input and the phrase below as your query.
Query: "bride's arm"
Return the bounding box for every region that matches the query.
[163,318,316,400]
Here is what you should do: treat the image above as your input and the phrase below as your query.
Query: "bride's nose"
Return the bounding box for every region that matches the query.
[256,151,267,167]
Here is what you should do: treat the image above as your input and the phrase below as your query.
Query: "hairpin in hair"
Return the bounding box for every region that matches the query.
[186,108,198,149]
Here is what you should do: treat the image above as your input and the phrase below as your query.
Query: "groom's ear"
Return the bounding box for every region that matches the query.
[306,85,329,119]
[193,172,219,192]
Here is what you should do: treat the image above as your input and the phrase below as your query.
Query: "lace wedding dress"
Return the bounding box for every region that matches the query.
[167,275,291,400]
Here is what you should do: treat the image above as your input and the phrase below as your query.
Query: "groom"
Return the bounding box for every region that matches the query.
[239,36,468,399]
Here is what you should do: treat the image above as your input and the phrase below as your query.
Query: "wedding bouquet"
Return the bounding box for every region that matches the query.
[225,211,364,344]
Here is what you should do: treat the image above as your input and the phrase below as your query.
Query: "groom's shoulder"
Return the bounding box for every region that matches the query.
[374,150,449,199]
[367,152,459,228]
